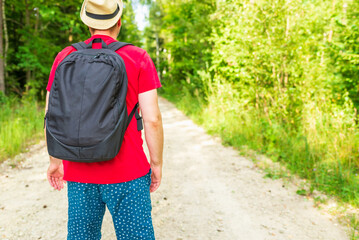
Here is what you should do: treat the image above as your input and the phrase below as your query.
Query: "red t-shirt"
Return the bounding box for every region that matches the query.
[46,35,161,184]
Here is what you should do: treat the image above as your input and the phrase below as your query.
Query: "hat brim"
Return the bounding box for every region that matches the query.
[80,0,123,30]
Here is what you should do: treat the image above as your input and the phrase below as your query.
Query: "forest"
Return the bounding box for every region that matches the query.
[1,0,359,207]
[144,0,359,206]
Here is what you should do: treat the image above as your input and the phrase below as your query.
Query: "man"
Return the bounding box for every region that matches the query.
[44,0,163,239]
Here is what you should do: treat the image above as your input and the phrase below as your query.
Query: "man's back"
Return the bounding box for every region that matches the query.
[46,34,161,184]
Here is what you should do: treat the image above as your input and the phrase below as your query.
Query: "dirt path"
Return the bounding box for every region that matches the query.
[0,97,349,240]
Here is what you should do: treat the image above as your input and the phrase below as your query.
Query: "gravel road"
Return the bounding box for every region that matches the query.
[0,97,349,240]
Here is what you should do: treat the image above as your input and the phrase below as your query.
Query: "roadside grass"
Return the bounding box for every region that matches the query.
[349,215,359,239]
[161,85,359,205]
[160,82,359,238]
[0,94,44,163]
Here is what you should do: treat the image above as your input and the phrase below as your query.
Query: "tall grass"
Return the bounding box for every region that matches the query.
[0,94,44,162]
[161,79,359,207]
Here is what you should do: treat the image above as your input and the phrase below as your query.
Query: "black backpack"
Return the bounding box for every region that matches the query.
[45,38,142,163]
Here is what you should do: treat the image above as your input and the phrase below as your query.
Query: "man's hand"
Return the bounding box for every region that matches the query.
[150,164,162,193]
[47,156,65,191]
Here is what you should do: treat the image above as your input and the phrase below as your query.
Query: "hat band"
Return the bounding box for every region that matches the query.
[85,5,120,20]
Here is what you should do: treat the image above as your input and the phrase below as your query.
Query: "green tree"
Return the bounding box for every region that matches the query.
[3,0,142,99]
[119,1,142,46]
[6,0,87,98]
[145,0,216,93]
[143,1,164,79]
[329,0,359,108]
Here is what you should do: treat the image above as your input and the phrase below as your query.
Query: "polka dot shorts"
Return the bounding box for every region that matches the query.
[67,171,155,240]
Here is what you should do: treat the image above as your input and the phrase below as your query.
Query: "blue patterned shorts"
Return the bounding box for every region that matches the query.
[67,171,155,240]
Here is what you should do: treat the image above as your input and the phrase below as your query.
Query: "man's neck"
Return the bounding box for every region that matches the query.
[91,30,117,40]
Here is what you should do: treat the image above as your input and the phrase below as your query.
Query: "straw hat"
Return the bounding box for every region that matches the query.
[80,0,123,30]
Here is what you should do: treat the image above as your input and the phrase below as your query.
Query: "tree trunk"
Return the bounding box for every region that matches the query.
[3,0,8,78]
[0,0,5,94]
[35,7,39,34]
[25,0,31,90]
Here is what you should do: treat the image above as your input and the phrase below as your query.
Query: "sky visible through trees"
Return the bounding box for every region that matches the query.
[132,0,149,31]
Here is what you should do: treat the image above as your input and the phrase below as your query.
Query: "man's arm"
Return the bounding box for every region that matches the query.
[139,89,164,193]
[45,91,65,191]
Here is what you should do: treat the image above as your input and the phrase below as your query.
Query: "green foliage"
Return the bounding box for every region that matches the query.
[146,0,359,206]
[0,96,44,161]
[296,189,308,196]
[5,0,87,98]
[329,0,359,107]
[145,0,215,94]
[349,214,359,239]
[161,0,214,85]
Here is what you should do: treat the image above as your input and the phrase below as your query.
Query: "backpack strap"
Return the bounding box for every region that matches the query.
[72,38,110,50]
[71,42,88,51]
[127,102,143,131]
[91,38,108,49]
[108,41,133,52]
[110,41,139,130]
[73,40,131,51]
